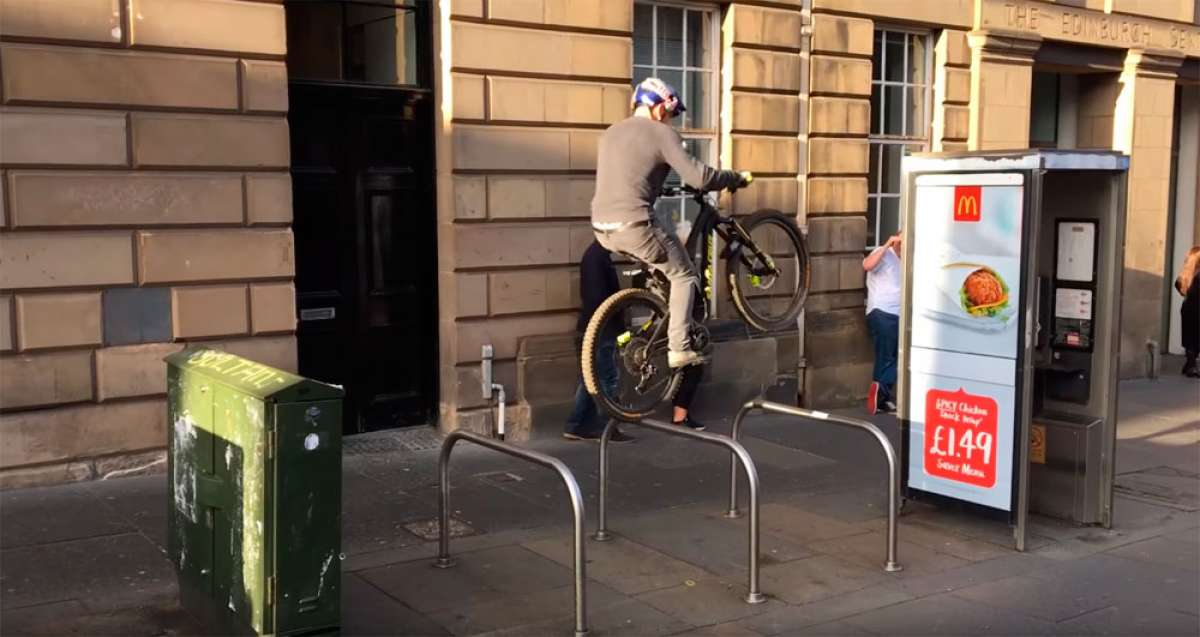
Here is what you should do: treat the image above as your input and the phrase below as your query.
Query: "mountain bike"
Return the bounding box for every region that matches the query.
[582,179,811,421]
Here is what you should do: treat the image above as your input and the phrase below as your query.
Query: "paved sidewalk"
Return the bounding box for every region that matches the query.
[1,371,1197,636]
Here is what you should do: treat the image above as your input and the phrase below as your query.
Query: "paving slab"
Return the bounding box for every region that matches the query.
[893,505,1056,551]
[0,483,133,549]
[431,479,560,532]
[955,552,1198,622]
[341,490,432,556]
[1055,602,1200,637]
[757,503,873,545]
[671,620,764,635]
[780,619,878,635]
[476,598,691,637]
[1103,534,1200,571]
[861,518,1011,562]
[775,488,892,524]
[737,583,913,636]
[1025,552,1199,616]
[883,552,1054,598]
[612,506,813,576]
[94,475,171,551]
[1163,525,1200,545]
[0,600,199,637]
[756,555,889,606]
[636,578,782,627]
[341,573,450,637]
[847,592,1057,635]
[344,525,560,573]
[426,582,628,636]
[807,530,969,577]
[356,545,574,614]
[0,533,175,613]
[522,535,710,595]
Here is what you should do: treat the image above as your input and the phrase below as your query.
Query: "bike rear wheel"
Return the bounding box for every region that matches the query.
[727,210,810,332]
[582,288,682,421]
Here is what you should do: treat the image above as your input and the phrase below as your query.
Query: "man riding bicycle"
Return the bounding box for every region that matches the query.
[591,77,749,369]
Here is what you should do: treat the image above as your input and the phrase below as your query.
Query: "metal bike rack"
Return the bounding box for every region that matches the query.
[729,399,903,573]
[434,430,590,637]
[595,417,767,604]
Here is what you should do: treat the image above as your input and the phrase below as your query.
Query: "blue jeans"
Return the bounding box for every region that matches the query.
[566,341,618,436]
[867,309,898,403]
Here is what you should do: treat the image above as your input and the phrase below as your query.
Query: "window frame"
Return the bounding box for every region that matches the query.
[284,0,431,90]
[867,26,934,249]
[632,0,722,239]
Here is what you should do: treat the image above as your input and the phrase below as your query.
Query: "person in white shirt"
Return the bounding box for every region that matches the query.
[863,233,902,414]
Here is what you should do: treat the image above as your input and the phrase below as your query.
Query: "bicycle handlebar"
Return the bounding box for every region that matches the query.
[660,171,753,199]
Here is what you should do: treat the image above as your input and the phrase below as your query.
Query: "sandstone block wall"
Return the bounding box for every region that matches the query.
[0,0,296,488]
[802,9,875,407]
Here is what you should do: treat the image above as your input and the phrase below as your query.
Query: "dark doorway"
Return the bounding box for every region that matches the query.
[284,1,437,434]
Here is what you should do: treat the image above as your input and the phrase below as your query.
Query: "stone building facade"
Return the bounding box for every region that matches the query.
[0,0,1197,487]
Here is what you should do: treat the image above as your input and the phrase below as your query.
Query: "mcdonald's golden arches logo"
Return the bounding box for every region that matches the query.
[954,186,982,222]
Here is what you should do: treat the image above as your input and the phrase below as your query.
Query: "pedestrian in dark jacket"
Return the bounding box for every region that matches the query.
[1175,246,1200,378]
[564,241,635,442]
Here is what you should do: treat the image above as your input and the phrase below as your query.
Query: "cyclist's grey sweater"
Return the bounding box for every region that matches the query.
[590,116,742,225]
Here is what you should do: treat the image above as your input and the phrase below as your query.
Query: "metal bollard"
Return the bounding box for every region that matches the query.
[729,400,902,573]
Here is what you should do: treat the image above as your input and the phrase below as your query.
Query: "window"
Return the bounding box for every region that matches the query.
[868,28,932,247]
[285,1,427,87]
[633,1,719,238]
[1029,72,1060,148]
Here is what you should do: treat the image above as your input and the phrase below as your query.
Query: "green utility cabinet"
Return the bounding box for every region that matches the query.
[166,348,345,635]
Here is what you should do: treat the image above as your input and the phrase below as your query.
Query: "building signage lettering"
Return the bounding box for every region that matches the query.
[982,0,1200,57]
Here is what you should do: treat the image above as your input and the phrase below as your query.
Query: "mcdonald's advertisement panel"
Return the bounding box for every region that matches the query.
[907,173,1025,511]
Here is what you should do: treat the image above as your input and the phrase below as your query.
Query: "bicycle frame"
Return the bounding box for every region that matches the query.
[625,188,771,362]
[648,187,775,321]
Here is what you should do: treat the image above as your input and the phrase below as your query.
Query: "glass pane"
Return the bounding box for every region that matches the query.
[907,86,927,137]
[286,3,344,81]
[654,197,682,234]
[907,33,928,85]
[686,10,713,69]
[686,138,711,163]
[872,30,883,81]
[1029,72,1059,145]
[868,143,881,195]
[867,198,879,247]
[634,3,653,66]
[879,197,901,239]
[885,85,903,135]
[679,196,701,240]
[885,31,905,82]
[345,5,419,84]
[657,6,684,67]
[633,65,653,86]
[657,68,683,127]
[870,84,882,135]
[369,194,396,292]
[685,70,710,129]
[666,138,711,188]
[880,144,904,194]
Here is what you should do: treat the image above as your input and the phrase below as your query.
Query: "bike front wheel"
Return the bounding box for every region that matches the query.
[727,210,810,332]
[581,288,682,421]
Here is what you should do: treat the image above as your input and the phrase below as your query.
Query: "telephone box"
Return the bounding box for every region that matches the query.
[897,150,1128,550]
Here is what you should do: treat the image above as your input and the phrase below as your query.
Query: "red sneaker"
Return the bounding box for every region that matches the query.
[866,382,880,415]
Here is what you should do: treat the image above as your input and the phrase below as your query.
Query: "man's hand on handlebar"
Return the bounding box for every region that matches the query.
[661,171,754,198]
[732,171,754,192]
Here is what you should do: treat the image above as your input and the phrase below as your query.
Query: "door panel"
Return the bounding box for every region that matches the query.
[288,82,437,433]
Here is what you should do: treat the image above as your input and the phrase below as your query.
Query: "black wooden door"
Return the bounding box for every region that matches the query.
[288,82,437,434]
